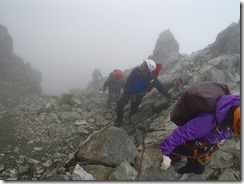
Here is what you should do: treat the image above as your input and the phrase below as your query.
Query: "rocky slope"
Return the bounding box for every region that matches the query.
[0,20,240,181]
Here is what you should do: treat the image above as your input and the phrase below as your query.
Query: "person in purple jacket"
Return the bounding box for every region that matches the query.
[160,94,240,174]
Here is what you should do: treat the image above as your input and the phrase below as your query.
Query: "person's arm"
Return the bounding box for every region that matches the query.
[103,80,108,92]
[151,78,170,96]
[159,113,214,156]
[103,74,112,92]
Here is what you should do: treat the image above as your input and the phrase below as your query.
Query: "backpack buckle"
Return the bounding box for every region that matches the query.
[216,127,223,134]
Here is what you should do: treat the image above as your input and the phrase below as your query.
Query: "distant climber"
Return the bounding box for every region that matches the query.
[92,68,103,90]
[103,69,125,108]
[92,68,103,82]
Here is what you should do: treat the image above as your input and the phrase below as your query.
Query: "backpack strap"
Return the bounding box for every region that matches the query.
[211,112,231,134]
[212,106,238,134]
[211,112,220,133]
[192,109,236,166]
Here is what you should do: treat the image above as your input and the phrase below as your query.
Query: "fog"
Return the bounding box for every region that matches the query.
[0,0,240,95]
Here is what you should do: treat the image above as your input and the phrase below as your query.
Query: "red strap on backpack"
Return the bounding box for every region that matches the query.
[155,63,162,77]
[146,62,162,92]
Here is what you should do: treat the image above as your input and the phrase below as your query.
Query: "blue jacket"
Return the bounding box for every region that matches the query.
[159,94,240,156]
[124,67,167,95]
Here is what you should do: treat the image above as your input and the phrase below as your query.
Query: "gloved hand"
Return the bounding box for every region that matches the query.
[160,156,171,171]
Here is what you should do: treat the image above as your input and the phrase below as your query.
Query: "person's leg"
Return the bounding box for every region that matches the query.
[173,144,205,174]
[129,94,144,117]
[190,159,205,174]
[115,92,130,125]
[114,89,121,103]
[107,89,113,107]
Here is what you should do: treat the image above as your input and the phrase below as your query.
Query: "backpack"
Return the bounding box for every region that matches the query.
[170,82,231,126]
[113,69,123,79]
[146,63,162,92]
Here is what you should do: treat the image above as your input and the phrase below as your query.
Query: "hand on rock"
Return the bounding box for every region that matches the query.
[160,156,171,171]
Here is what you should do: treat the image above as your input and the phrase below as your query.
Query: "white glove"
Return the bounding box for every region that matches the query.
[160,155,171,171]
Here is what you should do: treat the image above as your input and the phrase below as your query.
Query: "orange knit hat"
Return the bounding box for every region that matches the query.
[233,107,240,137]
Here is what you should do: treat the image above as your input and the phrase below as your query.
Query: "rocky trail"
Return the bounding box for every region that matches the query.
[0,88,241,181]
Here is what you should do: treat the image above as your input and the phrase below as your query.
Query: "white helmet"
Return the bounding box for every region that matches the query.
[143,59,156,72]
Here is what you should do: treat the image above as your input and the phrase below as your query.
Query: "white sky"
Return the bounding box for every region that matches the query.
[0,0,240,95]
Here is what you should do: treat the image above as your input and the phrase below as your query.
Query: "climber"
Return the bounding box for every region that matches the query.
[115,59,171,127]
[92,68,103,89]
[159,94,240,174]
[103,69,125,108]
[92,68,103,82]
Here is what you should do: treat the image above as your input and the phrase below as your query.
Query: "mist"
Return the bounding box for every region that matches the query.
[0,0,240,95]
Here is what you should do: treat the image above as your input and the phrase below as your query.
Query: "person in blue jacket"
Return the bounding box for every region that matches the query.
[114,59,171,127]
[92,68,103,82]
[160,94,240,174]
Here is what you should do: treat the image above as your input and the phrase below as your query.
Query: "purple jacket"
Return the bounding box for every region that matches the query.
[159,95,240,156]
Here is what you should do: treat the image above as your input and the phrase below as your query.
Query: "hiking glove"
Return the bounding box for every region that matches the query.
[160,156,171,171]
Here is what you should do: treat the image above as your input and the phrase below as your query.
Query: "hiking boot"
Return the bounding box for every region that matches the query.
[178,164,194,174]
[114,119,124,128]
[178,164,205,174]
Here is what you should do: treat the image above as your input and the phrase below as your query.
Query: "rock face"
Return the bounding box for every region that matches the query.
[0,24,42,96]
[209,21,240,56]
[148,29,181,68]
[0,21,240,181]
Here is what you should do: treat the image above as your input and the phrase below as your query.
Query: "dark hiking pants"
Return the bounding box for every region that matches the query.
[172,142,205,174]
[107,88,121,106]
[116,92,145,122]
[129,94,144,116]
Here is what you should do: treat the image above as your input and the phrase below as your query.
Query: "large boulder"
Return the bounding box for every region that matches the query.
[149,29,180,68]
